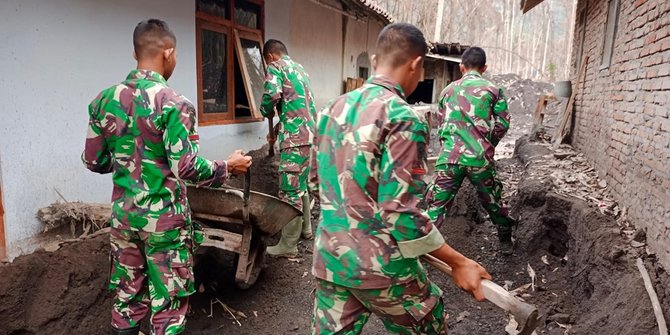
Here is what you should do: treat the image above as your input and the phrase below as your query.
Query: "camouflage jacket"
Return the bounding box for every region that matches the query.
[82,69,229,232]
[312,75,445,289]
[436,70,510,167]
[260,55,316,149]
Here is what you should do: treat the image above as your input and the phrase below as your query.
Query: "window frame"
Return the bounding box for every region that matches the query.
[196,0,266,126]
[600,0,620,69]
[234,29,266,119]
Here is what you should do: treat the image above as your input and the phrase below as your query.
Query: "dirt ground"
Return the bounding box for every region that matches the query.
[1,75,669,335]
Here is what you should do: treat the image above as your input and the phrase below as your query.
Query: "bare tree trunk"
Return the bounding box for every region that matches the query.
[433,0,445,41]
[565,0,579,79]
[506,0,512,73]
[516,14,525,75]
[541,2,552,77]
[507,0,515,72]
[530,19,539,78]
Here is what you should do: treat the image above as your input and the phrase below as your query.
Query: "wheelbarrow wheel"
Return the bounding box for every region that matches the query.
[234,237,266,290]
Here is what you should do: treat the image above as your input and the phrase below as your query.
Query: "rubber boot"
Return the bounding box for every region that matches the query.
[111,326,140,335]
[301,193,313,240]
[497,225,514,256]
[267,216,302,258]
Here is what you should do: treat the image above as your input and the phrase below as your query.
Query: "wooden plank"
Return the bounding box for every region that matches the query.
[530,94,556,137]
[345,78,356,93]
[193,212,244,226]
[0,184,5,262]
[553,55,589,149]
[356,78,365,89]
[636,258,668,335]
[200,228,243,253]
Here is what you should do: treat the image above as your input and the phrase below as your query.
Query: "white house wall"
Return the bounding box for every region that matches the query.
[342,18,384,80]
[0,0,267,259]
[288,0,344,108]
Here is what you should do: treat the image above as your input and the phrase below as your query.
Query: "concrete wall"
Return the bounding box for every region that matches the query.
[569,0,670,267]
[342,17,384,80]
[288,0,344,108]
[0,0,266,258]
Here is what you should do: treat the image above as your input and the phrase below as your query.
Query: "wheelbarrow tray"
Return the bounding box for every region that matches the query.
[187,185,302,235]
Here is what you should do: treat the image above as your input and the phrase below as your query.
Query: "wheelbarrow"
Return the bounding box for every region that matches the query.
[187,171,302,289]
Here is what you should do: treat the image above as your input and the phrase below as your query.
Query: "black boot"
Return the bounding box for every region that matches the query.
[497,225,514,256]
[111,326,140,335]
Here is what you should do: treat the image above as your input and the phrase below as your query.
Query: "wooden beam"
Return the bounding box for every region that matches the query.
[553,55,589,149]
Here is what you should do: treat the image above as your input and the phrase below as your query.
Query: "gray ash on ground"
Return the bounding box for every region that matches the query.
[491,73,554,114]
[2,75,669,334]
[491,73,557,160]
[226,144,280,196]
[1,138,668,334]
[0,234,111,335]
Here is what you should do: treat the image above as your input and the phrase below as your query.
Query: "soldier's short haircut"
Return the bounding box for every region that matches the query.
[133,19,177,59]
[375,23,427,67]
[263,39,288,56]
[461,47,487,69]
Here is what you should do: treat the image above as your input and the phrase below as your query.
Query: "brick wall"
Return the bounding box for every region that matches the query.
[569,0,670,266]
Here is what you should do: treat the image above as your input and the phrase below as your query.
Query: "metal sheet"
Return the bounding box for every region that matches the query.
[187,185,302,235]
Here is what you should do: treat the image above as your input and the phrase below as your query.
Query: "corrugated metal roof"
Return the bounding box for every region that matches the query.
[352,0,394,23]
[429,42,469,56]
[521,0,546,13]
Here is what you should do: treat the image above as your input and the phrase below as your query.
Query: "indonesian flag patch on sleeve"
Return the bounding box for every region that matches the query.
[411,163,426,175]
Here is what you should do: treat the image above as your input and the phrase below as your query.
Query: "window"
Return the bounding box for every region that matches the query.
[196,0,265,125]
[358,67,369,79]
[601,0,619,68]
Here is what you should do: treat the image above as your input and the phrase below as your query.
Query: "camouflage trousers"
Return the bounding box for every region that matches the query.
[279,145,311,211]
[312,272,447,335]
[109,226,196,335]
[427,163,514,229]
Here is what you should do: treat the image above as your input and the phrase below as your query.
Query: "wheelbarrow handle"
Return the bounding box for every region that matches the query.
[243,169,251,203]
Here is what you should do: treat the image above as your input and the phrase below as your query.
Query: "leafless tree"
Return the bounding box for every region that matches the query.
[375,0,576,81]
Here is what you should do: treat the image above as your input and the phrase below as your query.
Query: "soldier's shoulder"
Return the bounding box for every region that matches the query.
[387,95,424,123]
[156,86,195,110]
[481,77,500,89]
[89,82,125,109]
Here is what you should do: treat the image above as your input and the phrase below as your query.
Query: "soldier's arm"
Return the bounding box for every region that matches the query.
[436,86,451,126]
[260,64,283,118]
[308,103,328,195]
[163,100,229,187]
[82,99,113,174]
[379,117,445,258]
[491,88,511,146]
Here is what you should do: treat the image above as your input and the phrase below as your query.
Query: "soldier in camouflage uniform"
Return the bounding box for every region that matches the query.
[82,19,252,335]
[312,23,491,335]
[426,46,516,255]
[260,39,317,257]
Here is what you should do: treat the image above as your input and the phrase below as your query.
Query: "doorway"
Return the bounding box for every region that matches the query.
[407,79,435,104]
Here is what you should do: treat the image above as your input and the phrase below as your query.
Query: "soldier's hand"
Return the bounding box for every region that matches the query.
[226,150,252,175]
[450,258,492,302]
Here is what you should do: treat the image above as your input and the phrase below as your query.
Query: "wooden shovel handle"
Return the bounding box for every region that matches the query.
[421,254,539,330]
[267,117,275,156]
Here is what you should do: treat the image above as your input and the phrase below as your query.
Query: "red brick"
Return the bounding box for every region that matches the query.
[569,0,670,268]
